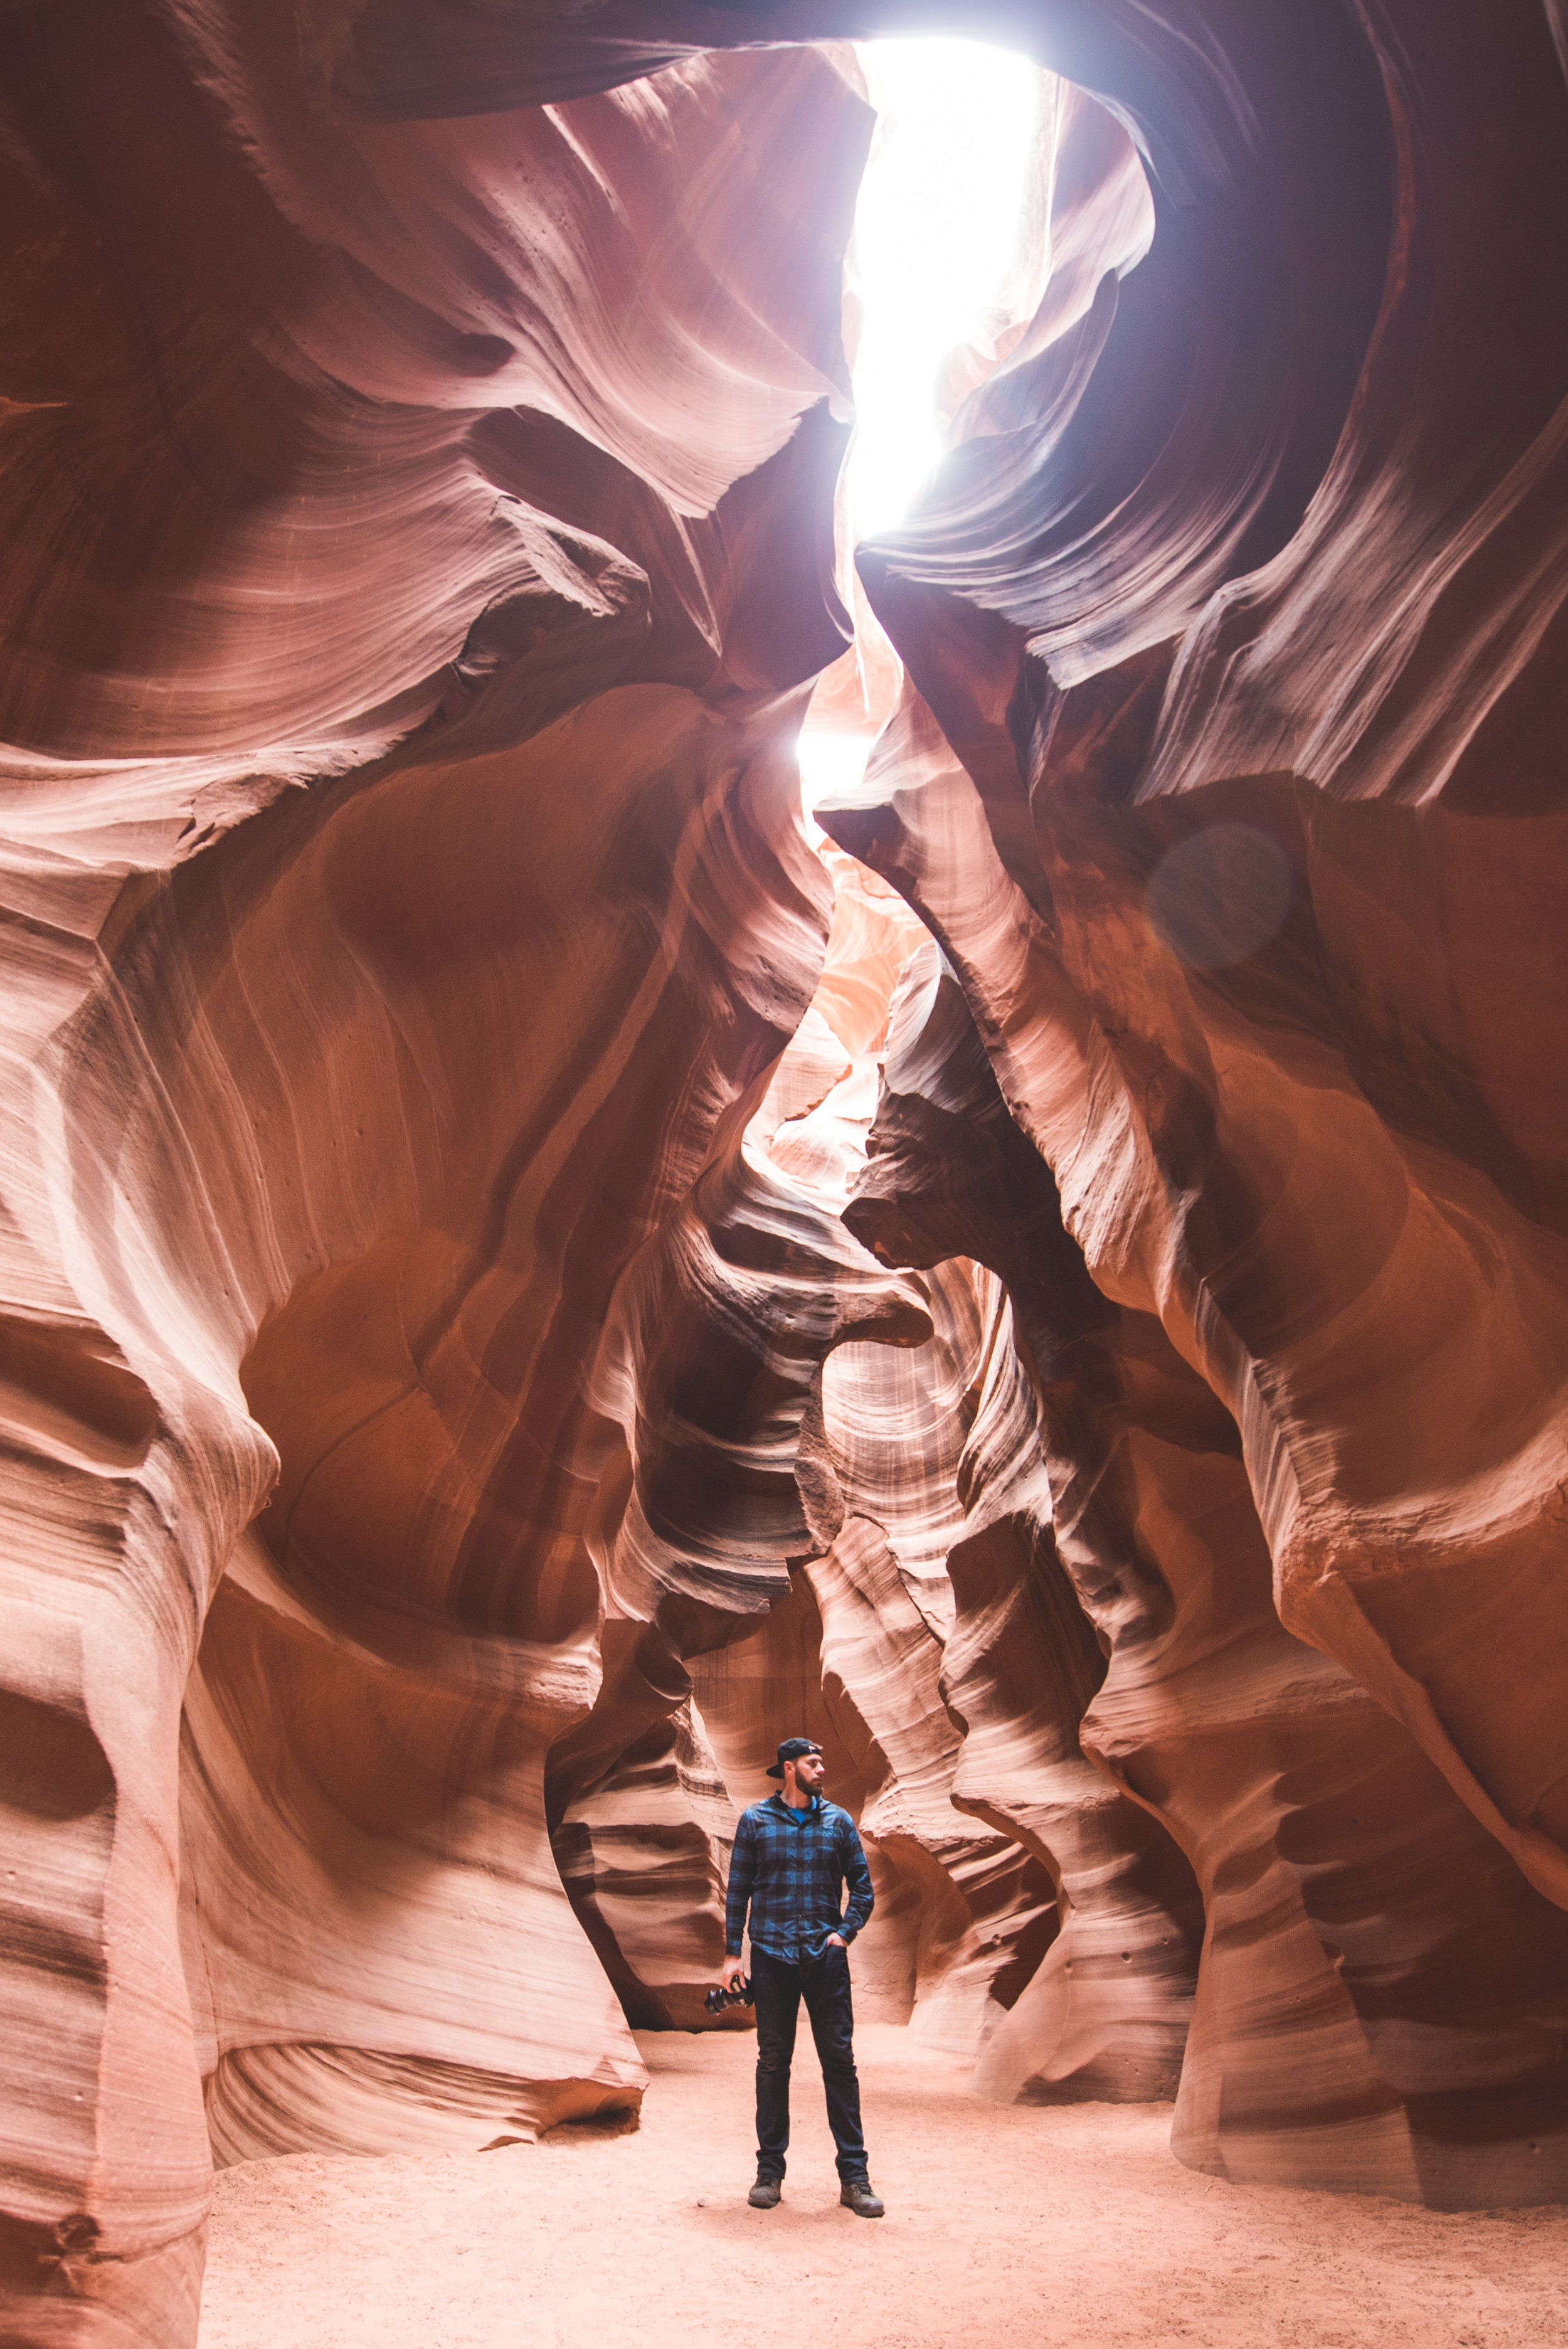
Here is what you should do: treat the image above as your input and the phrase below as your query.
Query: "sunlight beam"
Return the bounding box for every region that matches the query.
[844,38,1042,541]
[798,38,1042,819]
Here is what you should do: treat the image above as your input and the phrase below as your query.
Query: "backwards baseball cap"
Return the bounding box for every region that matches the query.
[766,1736,823,1779]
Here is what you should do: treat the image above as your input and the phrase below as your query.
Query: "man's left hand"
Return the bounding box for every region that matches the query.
[825,1933,846,1948]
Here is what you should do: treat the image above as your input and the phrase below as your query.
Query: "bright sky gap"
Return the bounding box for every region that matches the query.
[800,36,1041,815]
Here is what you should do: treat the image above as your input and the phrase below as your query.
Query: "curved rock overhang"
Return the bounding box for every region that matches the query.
[1,6,1566,2342]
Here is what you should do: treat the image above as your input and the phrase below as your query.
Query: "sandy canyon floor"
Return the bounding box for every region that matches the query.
[199,2027,1568,2349]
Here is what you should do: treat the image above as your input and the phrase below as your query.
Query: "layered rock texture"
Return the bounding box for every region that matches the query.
[2,3,1566,2343]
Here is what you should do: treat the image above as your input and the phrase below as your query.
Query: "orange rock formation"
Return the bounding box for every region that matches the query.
[1,5,1565,2343]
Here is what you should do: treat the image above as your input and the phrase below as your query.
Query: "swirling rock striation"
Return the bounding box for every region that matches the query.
[2,1,1567,2343]
[821,0,1568,2204]
[0,23,886,2342]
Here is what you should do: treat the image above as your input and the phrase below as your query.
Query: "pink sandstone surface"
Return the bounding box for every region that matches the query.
[0,5,1565,2345]
[194,2030,1568,2349]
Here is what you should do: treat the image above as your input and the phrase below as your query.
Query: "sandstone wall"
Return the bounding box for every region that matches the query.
[2,4,1566,2343]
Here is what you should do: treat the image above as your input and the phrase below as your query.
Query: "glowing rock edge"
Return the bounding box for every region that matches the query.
[1,6,1565,2341]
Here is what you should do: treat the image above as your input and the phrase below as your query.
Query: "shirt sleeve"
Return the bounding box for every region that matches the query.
[838,1815,874,1942]
[724,1810,757,1957]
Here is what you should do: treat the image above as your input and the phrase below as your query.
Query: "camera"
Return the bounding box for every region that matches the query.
[704,1978,754,2014]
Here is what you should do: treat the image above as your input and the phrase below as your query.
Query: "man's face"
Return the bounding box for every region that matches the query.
[786,1750,826,1796]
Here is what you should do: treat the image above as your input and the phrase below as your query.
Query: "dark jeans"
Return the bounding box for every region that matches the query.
[752,1943,868,2182]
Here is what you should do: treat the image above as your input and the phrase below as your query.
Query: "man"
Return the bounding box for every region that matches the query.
[721,1735,883,2217]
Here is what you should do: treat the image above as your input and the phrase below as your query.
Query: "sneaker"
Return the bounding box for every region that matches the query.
[748,2175,781,2208]
[840,2177,884,2218]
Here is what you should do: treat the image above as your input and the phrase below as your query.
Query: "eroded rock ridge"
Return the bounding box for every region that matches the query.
[1,6,1565,2342]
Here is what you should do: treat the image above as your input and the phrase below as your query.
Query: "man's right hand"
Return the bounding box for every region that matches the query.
[721,1955,746,1993]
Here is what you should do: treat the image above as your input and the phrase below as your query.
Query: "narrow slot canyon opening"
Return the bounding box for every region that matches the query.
[801,34,1057,819]
[844,38,1046,542]
[707,46,1121,2086]
[5,5,1567,2345]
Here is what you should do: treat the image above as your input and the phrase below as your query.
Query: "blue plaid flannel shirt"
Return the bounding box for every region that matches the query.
[724,1793,874,1964]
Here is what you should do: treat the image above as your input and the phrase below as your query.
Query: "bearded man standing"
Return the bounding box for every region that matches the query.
[719,1736,882,2216]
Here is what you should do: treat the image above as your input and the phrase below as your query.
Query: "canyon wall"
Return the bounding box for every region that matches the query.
[822,0,1568,2202]
[1,3,1565,2344]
